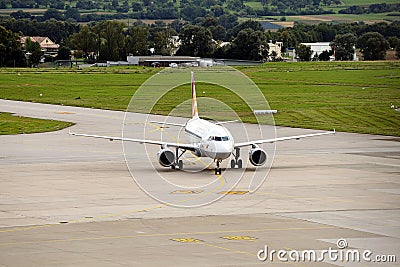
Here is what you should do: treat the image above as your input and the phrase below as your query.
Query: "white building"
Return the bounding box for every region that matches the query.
[301,42,332,59]
[301,42,358,61]
[169,36,181,55]
[268,41,283,61]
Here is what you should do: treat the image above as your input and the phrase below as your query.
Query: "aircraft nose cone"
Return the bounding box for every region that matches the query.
[205,142,232,160]
[215,142,233,159]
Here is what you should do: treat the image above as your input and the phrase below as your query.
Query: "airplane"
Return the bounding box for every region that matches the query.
[70,71,335,175]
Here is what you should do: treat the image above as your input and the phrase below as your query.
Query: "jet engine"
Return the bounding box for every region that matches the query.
[249,147,267,166]
[157,148,175,167]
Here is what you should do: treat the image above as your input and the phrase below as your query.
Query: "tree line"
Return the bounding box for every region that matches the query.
[339,3,400,15]
[0,15,399,67]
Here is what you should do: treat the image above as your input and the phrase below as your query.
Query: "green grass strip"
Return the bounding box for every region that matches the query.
[0,112,74,135]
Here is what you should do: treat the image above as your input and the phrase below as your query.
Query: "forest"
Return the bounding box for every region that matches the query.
[0,0,399,66]
[0,13,399,67]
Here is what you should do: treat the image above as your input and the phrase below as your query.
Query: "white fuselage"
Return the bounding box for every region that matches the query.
[184,117,234,160]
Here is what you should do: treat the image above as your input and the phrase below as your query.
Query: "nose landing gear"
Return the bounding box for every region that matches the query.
[215,159,222,175]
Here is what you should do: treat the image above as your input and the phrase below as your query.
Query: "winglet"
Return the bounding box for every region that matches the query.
[191,71,199,119]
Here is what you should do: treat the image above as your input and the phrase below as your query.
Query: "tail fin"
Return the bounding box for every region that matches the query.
[191,71,199,119]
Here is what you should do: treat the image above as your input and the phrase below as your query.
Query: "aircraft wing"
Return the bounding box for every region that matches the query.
[215,120,238,125]
[149,121,186,127]
[69,132,197,151]
[234,130,335,148]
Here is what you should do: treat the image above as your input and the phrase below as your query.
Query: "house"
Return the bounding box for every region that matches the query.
[268,41,283,61]
[20,36,60,56]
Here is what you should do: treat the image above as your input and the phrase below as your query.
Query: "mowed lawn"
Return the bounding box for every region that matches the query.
[239,62,400,136]
[0,67,157,110]
[0,112,74,135]
[0,62,399,136]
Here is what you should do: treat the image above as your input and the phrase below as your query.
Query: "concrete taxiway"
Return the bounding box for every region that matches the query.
[0,99,399,266]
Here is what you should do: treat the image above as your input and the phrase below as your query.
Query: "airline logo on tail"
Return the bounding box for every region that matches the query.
[191,71,199,119]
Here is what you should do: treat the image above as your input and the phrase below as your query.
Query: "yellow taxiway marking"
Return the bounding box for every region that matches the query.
[171,238,203,243]
[0,121,226,233]
[171,235,256,257]
[221,235,257,241]
[144,122,228,205]
[149,127,165,133]
[0,226,336,247]
[55,111,75,114]
[218,191,248,195]
[171,190,204,194]
[0,224,57,233]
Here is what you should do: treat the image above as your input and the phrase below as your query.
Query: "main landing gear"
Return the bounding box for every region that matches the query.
[171,147,185,170]
[215,148,243,175]
[215,159,222,175]
[230,147,243,169]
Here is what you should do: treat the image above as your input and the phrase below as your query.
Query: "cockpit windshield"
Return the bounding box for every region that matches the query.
[208,136,230,141]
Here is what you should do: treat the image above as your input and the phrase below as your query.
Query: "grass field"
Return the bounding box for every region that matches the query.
[267,12,400,24]
[246,0,400,24]
[0,62,399,136]
[244,1,263,10]
[239,62,400,136]
[0,67,156,110]
[340,0,400,5]
[0,112,74,135]
[331,12,400,21]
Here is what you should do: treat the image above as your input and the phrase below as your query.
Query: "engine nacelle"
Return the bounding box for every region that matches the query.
[249,147,267,166]
[157,149,175,167]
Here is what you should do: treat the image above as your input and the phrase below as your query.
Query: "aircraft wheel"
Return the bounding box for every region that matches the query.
[237,159,243,169]
[215,168,218,175]
[231,159,236,169]
[178,160,183,170]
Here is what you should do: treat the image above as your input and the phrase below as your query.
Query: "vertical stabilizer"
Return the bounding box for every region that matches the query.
[191,71,199,119]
